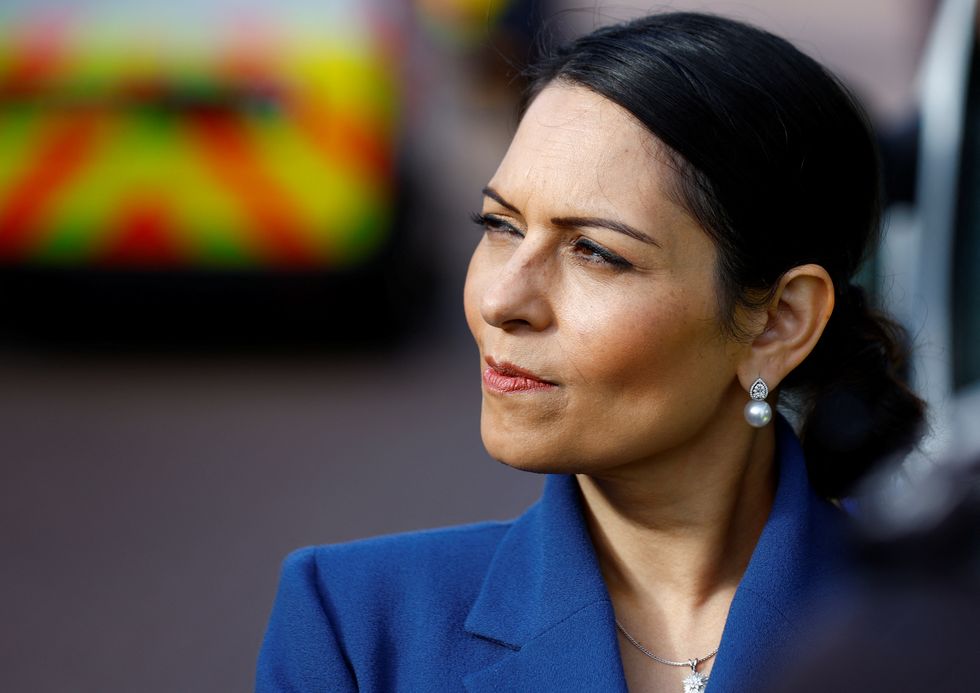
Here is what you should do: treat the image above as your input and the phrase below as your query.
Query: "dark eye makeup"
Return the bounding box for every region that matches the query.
[571,237,632,269]
[470,212,633,271]
[470,212,523,238]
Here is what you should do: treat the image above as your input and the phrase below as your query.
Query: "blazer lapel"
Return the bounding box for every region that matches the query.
[462,474,628,693]
[463,416,848,693]
[463,599,627,692]
[706,416,849,691]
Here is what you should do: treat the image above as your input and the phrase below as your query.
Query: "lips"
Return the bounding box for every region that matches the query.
[483,356,556,394]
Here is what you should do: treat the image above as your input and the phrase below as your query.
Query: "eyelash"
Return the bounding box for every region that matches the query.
[469,212,632,270]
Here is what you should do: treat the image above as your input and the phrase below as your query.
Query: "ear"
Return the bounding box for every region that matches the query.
[736,264,835,393]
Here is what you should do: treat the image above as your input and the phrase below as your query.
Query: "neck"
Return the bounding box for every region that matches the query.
[577,413,777,636]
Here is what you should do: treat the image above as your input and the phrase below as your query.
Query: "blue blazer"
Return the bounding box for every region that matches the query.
[256,418,849,692]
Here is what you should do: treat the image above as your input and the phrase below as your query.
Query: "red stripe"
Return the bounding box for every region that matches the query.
[293,103,393,188]
[100,196,184,266]
[187,111,316,266]
[0,112,101,258]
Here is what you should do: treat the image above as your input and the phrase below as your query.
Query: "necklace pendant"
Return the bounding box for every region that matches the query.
[682,671,709,693]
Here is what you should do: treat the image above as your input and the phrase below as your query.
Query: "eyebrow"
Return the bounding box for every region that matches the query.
[482,186,520,214]
[550,216,660,247]
[482,186,661,247]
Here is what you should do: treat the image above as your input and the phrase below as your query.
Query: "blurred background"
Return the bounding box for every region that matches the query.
[0,0,976,691]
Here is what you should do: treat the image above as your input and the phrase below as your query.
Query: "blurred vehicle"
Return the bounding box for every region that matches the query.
[0,0,429,348]
[878,0,980,463]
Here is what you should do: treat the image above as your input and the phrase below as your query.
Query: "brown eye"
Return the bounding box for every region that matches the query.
[572,238,632,270]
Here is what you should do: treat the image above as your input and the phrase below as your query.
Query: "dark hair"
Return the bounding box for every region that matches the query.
[520,12,925,498]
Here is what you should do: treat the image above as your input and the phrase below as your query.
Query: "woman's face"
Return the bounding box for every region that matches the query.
[464,84,750,474]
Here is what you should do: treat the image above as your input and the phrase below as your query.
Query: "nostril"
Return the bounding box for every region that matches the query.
[500,317,534,331]
[479,294,506,328]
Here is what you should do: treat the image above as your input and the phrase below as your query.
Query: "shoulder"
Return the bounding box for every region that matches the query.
[276,520,513,628]
[284,519,511,593]
[316,518,512,565]
[258,521,515,692]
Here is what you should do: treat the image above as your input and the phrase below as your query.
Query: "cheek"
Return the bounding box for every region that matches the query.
[463,245,486,340]
[559,284,724,392]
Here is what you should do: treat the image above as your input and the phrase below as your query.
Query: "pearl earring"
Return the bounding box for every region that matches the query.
[744,377,772,428]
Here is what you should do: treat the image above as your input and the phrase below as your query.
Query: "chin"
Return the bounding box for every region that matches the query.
[480,426,588,475]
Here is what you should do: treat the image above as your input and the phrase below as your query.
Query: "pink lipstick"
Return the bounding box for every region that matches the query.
[483,357,556,394]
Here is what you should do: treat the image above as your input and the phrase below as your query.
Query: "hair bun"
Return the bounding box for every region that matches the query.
[792,284,926,498]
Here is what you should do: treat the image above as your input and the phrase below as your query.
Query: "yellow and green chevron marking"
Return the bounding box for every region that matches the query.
[0,9,399,268]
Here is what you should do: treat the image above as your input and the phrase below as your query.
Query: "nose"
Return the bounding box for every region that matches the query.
[479,243,553,331]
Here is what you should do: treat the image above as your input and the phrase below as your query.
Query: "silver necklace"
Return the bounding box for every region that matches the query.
[615,619,719,693]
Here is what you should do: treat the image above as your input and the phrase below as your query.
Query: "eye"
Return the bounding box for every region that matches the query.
[470,212,523,238]
[572,237,632,270]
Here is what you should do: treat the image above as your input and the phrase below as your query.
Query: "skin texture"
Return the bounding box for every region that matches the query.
[463,83,835,692]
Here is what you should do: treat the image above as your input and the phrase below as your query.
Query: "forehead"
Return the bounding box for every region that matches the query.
[490,83,671,217]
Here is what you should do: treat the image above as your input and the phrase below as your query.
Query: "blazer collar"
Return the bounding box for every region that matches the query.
[463,469,628,692]
[463,416,847,692]
[708,418,849,689]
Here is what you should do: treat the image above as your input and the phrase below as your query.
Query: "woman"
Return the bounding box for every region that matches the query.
[256,12,924,693]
